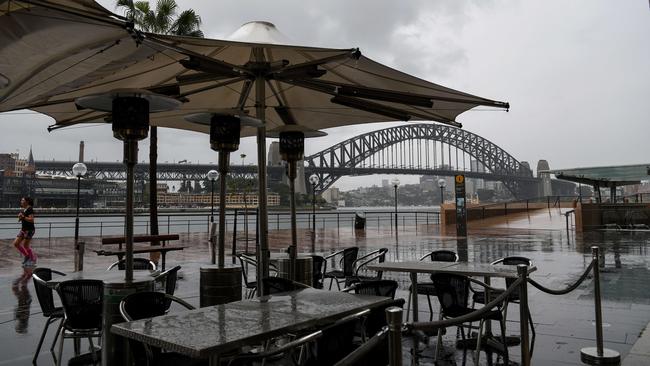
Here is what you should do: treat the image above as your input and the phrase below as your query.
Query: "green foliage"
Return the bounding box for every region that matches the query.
[116,0,203,37]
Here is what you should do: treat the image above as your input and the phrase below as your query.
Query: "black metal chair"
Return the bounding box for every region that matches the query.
[55,280,104,366]
[119,291,204,366]
[432,273,508,365]
[344,248,388,287]
[155,265,182,296]
[262,277,310,295]
[32,267,66,364]
[224,330,322,366]
[107,257,157,271]
[237,254,279,298]
[471,256,536,355]
[311,309,370,366]
[406,250,459,321]
[323,247,359,290]
[363,298,405,342]
[311,255,327,289]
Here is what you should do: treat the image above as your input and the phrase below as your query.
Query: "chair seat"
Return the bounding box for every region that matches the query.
[324,270,345,279]
[245,281,257,289]
[445,306,502,320]
[408,282,437,296]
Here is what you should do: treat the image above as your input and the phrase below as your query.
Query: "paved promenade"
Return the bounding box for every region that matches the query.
[1,207,649,365]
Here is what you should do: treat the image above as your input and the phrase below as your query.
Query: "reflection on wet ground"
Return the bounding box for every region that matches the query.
[1,208,649,365]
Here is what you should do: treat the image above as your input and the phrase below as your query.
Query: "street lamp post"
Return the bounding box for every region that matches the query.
[207,170,218,223]
[309,174,319,252]
[391,178,400,232]
[438,178,447,205]
[72,162,87,271]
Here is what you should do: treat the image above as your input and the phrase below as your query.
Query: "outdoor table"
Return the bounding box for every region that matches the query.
[45,269,157,289]
[111,288,393,365]
[367,261,537,353]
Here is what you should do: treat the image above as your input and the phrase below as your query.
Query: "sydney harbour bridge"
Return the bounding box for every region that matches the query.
[34,124,542,199]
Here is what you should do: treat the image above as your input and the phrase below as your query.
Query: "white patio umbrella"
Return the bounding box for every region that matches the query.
[1,3,510,292]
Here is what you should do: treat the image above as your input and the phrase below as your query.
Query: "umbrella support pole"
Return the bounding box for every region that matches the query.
[218,151,229,268]
[255,72,270,295]
[124,140,138,281]
[288,160,298,281]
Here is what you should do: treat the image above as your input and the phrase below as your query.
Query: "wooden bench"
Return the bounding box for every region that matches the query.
[96,234,185,270]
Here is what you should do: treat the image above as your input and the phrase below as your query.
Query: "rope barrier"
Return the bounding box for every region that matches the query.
[528,260,594,295]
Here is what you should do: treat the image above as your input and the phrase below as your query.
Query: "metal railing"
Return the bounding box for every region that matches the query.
[0,209,441,240]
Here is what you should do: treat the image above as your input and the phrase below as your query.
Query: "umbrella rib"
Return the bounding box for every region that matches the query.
[339,62,509,108]
[237,80,254,109]
[178,76,249,98]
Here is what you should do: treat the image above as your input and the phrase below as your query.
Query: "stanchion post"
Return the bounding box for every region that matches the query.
[386,306,403,366]
[580,246,620,365]
[517,264,531,366]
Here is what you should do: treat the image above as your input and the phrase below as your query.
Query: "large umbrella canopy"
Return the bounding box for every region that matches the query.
[1,11,508,130]
[1,2,510,292]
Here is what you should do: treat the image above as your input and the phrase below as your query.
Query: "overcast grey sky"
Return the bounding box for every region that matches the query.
[1,0,648,190]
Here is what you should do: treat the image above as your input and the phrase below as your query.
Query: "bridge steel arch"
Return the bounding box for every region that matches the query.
[304,123,537,198]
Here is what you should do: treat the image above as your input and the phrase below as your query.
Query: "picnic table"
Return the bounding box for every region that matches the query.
[96,234,186,270]
[112,288,392,364]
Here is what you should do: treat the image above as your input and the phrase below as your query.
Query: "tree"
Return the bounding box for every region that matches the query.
[117,0,203,262]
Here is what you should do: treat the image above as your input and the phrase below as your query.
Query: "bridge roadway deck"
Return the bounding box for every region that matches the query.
[1,209,649,365]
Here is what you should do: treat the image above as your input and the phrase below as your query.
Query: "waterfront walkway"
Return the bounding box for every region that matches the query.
[1,208,649,365]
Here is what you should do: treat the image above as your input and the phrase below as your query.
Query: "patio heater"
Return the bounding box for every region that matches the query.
[268,125,326,283]
[75,89,180,365]
[207,169,218,223]
[185,112,261,305]
[438,178,447,205]
[72,162,86,271]
[392,177,400,232]
[309,174,319,252]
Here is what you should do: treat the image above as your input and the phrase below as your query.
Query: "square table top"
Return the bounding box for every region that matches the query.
[111,288,393,359]
[368,261,536,278]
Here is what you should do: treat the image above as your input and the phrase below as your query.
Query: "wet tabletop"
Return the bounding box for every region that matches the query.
[368,261,536,278]
[111,288,392,359]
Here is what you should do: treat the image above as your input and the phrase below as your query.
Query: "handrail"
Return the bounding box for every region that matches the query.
[407,277,522,332]
[528,260,594,295]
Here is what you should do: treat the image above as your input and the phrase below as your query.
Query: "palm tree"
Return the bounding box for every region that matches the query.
[116,0,202,262]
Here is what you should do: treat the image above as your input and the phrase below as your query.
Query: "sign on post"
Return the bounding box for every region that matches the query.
[455,175,467,237]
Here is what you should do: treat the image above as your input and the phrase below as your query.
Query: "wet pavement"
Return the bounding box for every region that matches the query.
[1,207,649,365]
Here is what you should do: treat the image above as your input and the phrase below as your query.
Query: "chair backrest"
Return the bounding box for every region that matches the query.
[119,291,195,321]
[492,256,533,293]
[364,298,405,338]
[311,255,327,289]
[32,267,65,317]
[341,247,359,276]
[262,277,309,295]
[353,248,388,278]
[431,273,470,315]
[56,280,104,331]
[120,292,195,365]
[351,280,398,299]
[107,258,157,271]
[334,328,389,366]
[156,265,181,296]
[313,309,370,366]
[421,250,458,262]
[237,254,257,283]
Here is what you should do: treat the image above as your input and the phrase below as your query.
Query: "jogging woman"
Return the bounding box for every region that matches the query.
[13,196,36,265]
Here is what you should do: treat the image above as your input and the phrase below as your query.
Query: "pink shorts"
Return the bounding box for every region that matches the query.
[17,230,35,239]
